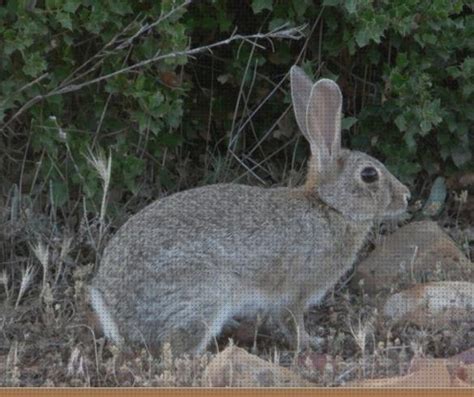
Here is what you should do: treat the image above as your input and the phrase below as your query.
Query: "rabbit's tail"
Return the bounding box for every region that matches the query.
[89,286,123,345]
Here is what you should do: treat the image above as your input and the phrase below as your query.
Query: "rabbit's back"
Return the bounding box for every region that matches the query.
[98,184,327,277]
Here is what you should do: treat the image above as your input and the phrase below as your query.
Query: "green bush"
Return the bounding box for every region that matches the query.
[1,0,189,207]
[183,0,473,185]
[1,0,472,214]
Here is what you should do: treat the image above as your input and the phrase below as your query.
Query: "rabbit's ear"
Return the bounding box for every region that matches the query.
[306,78,342,175]
[290,65,313,141]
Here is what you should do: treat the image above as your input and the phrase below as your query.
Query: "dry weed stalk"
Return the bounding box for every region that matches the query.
[15,264,35,309]
[85,148,112,248]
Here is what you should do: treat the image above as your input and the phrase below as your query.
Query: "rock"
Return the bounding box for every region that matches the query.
[383,281,474,326]
[449,348,474,385]
[348,357,472,387]
[354,221,472,295]
[202,345,314,387]
[447,172,474,191]
[450,348,474,365]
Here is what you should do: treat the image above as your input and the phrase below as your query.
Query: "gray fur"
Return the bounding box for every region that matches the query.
[89,66,410,354]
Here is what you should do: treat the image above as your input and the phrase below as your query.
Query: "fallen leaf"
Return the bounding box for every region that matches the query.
[159,71,180,88]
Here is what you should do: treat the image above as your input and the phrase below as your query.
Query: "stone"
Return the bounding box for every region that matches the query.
[382,281,474,326]
[348,357,472,388]
[202,345,314,387]
[354,221,472,295]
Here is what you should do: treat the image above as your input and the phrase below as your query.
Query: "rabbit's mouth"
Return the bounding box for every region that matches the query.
[383,190,410,219]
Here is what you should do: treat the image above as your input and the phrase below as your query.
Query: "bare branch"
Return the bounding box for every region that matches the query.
[115,0,192,50]
[11,73,49,96]
[1,24,305,131]
[51,24,306,96]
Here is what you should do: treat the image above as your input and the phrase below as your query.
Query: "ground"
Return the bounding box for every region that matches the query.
[0,191,472,387]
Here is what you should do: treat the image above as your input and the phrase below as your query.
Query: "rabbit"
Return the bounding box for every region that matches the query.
[88,65,411,355]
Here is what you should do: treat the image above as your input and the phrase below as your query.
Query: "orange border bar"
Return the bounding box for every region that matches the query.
[0,388,472,397]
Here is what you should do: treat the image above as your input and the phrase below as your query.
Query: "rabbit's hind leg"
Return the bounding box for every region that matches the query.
[88,286,124,345]
[277,304,313,351]
[160,299,234,356]
[194,303,234,354]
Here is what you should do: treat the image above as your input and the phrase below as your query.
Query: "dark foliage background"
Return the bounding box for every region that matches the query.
[1,0,472,215]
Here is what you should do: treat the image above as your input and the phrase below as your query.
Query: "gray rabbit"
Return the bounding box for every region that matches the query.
[89,66,410,354]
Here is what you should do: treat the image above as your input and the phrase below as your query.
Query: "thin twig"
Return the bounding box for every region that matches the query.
[115,0,192,50]
[228,10,324,182]
[1,25,305,131]
[51,25,305,95]
[9,73,49,97]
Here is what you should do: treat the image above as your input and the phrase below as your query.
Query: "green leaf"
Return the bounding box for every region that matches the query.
[159,167,174,190]
[46,0,62,9]
[56,12,73,30]
[355,29,370,47]
[420,120,431,134]
[403,130,417,151]
[22,52,47,77]
[344,0,357,14]
[251,0,273,14]
[109,0,133,15]
[390,72,408,90]
[50,180,68,207]
[64,0,80,13]
[396,53,409,69]
[394,115,407,132]
[342,116,357,130]
[269,18,287,32]
[121,156,145,193]
[451,146,472,167]
[322,0,340,6]
[216,6,231,32]
[291,0,312,17]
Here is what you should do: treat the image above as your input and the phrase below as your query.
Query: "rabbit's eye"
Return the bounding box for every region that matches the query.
[361,166,378,183]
